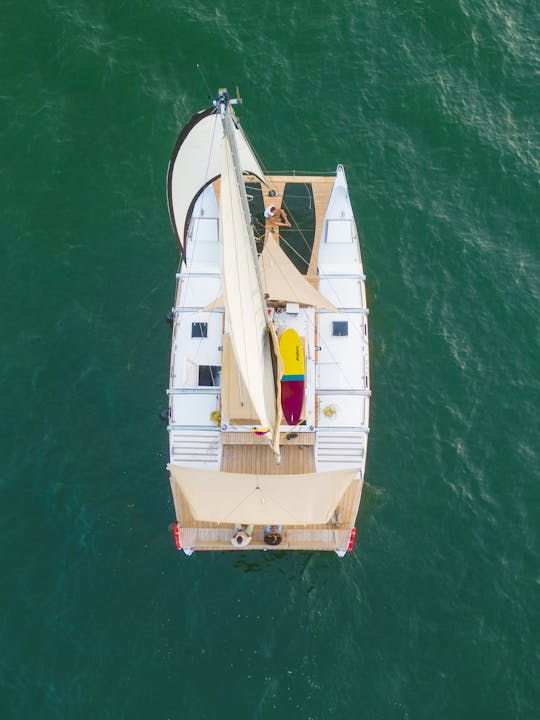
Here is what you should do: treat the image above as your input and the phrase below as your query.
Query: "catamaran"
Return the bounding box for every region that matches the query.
[166,89,370,554]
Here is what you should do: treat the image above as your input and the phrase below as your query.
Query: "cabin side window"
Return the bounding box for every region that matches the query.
[198,365,221,387]
[191,322,208,338]
[332,321,349,337]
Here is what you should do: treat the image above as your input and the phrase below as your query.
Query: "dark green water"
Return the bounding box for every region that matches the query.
[1,1,539,718]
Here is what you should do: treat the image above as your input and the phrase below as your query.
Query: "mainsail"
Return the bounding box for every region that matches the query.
[219,118,277,441]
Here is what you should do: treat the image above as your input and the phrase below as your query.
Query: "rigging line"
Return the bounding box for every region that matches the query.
[264,189,368,394]
[248,180,314,243]
[309,268,369,390]
[203,113,219,196]
[317,321,368,390]
[279,202,366,389]
[281,219,313,259]
[195,63,212,99]
[256,478,306,520]
[224,107,266,306]
[209,361,217,388]
[279,226,316,232]
[263,180,311,248]
[277,192,314,200]
[239,122,269,180]
[223,105,280,435]
[276,234,310,270]
[220,485,261,524]
[280,196,315,257]
[220,483,295,525]
[263,243,365,394]
[317,314,368,392]
[266,169,335,176]
[243,143,314,259]
[313,264,371,351]
[245,183,316,201]
[279,417,307,442]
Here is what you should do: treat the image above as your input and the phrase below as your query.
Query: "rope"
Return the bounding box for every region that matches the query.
[195,63,212,99]
[261,232,366,394]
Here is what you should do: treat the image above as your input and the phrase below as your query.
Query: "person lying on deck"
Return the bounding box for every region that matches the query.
[264,204,292,227]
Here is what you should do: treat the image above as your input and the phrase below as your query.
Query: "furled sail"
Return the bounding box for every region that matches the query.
[219,133,277,436]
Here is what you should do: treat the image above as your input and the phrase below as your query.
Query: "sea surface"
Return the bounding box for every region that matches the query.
[1,1,539,718]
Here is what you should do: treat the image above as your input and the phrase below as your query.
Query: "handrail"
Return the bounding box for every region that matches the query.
[176,272,221,279]
[319,273,366,280]
[167,425,221,432]
[316,426,370,433]
[317,389,371,396]
[318,307,369,315]
[173,306,224,313]
[167,388,221,395]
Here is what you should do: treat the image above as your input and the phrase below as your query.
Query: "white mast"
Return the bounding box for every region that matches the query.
[217,90,279,452]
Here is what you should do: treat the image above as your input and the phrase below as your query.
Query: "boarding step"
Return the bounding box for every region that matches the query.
[315,431,366,471]
[169,430,221,468]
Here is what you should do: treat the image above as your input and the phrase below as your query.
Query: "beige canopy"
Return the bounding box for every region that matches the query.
[259,234,337,311]
[203,233,337,312]
[168,464,359,525]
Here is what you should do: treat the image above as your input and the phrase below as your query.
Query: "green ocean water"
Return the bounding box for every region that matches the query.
[1,1,539,718]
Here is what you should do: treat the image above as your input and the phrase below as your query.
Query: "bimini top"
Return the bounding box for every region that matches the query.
[168,465,360,525]
[167,107,265,252]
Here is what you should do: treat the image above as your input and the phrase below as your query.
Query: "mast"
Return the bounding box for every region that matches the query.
[215,89,281,456]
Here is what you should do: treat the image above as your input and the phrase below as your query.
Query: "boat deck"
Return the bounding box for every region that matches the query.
[171,471,363,552]
[221,442,315,474]
[262,174,334,282]
[178,526,352,552]
[168,168,368,553]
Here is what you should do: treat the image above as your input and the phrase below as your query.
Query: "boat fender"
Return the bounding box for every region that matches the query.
[347,527,357,553]
[172,522,182,550]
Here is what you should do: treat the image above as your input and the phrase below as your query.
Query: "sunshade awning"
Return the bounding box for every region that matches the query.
[168,464,360,525]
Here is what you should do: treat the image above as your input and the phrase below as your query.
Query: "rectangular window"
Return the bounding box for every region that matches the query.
[198,365,221,387]
[332,321,349,337]
[191,322,208,338]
